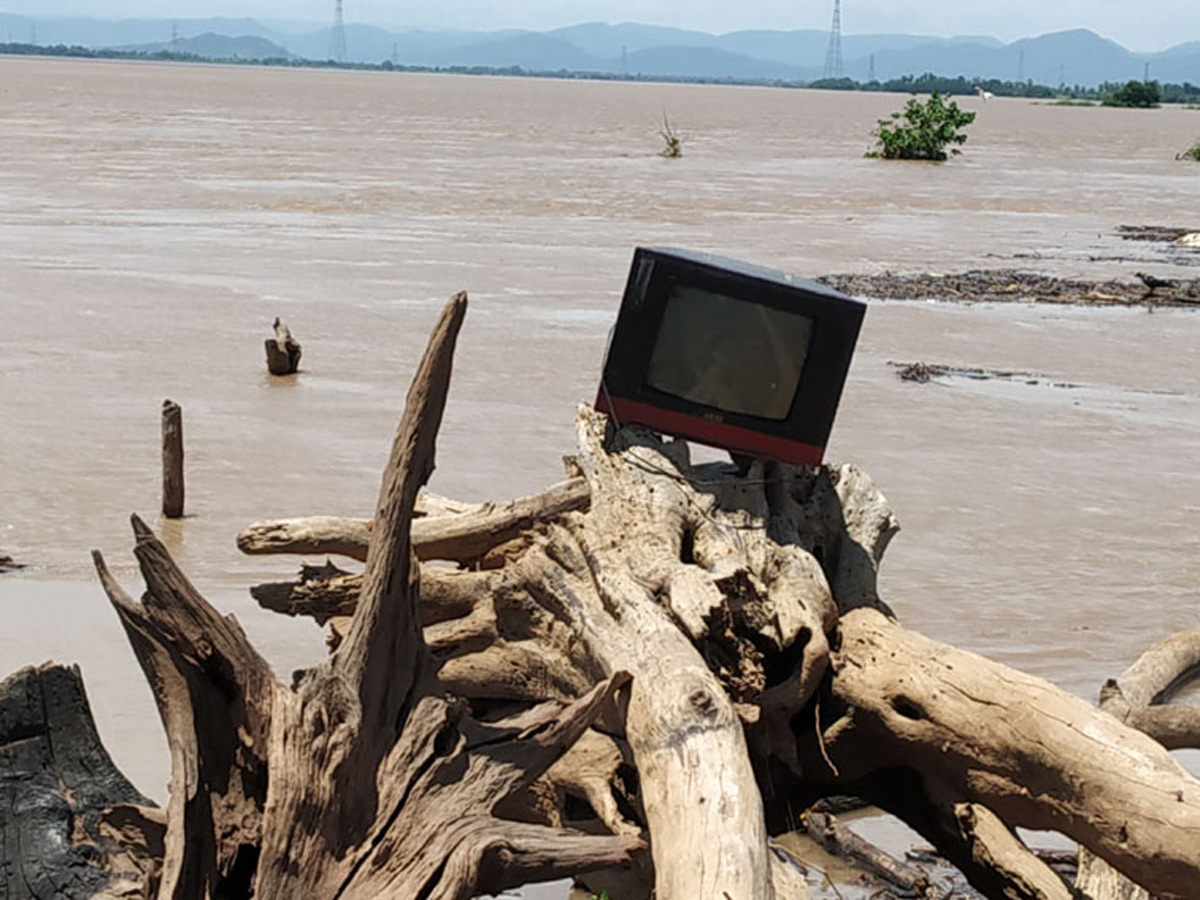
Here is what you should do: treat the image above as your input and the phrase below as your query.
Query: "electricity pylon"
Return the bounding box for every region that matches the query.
[823,0,844,79]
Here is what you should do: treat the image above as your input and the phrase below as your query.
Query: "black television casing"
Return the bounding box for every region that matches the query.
[595,247,865,466]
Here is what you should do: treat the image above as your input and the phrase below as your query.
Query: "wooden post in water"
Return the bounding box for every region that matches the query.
[162,399,184,518]
[265,318,302,375]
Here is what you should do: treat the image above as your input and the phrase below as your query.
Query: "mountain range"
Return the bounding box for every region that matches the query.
[1,14,1197,87]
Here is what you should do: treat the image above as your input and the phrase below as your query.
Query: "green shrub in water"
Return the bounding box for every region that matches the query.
[866,92,977,161]
[1102,80,1161,108]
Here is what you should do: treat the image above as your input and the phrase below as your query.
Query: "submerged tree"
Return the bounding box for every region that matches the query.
[867,91,977,161]
[1102,80,1162,108]
[658,111,683,158]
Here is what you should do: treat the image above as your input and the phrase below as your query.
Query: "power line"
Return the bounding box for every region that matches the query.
[329,0,347,63]
[823,0,844,80]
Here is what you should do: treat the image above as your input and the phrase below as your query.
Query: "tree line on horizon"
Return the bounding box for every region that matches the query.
[3,40,1198,107]
[810,72,1200,105]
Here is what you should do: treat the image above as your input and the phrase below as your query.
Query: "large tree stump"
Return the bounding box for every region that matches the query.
[235,403,1200,900]
[8,291,1200,900]
[86,293,642,899]
[0,663,156,899]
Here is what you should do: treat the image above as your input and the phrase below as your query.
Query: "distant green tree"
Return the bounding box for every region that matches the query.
[866,92,977,161]
[1161,81,1200,104]
[809,77,857,91]
[1102,80,1161,108]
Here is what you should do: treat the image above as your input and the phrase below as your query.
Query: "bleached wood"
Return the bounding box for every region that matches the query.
[88,294,642,900]
[1076,848,1151,900]
[951,802,1073,900]
[826,608,1200,900]
[1099,626,1200,750]
[236,476,589,564]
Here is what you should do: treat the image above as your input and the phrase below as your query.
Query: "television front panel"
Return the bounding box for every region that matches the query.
[596,247,865,466]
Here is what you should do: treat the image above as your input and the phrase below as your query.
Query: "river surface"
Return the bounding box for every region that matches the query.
[2,57,1200,897]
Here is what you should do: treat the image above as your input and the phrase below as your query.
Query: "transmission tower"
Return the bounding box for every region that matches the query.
[822,0,844,80]
[328,0,347,63]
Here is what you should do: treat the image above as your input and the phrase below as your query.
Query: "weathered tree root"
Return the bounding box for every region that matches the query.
[1073,626,1200,900]
[236,475,589,566]
[1098,626,1200,750]
[0,663,158,899]
[235,364,1200,899]
[8,290,1200,900]
[85,292,643,899]
[799,609,1200,900]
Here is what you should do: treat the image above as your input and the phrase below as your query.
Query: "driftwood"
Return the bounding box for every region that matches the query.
[1073,626,1200,900]
[1098,626,1200,750]
[236,475,590,565]
[230,298,1200,899]
[0,551,21,572]
[86,293,642,899]
[264,317,302,375]
[7,292,1200,899]
[804,811,934,895]
[0,662,156,899]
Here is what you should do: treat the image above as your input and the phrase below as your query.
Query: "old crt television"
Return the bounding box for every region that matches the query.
[595,247,865,466]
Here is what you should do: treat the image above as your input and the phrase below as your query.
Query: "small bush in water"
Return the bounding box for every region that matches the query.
[659,112,683,158]
[1102,80,1161,108]
[867,92,977,161]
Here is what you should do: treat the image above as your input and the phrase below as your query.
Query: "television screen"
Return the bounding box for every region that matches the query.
[596,247,864,466]
[646,284,814,421]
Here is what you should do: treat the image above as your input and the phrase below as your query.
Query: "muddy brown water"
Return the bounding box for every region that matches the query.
[2,57,1200,897]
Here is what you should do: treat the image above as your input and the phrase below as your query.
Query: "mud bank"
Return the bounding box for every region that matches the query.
[820,269,1200,307]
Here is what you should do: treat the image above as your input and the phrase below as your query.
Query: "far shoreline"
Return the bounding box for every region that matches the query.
[3,40,1199,108]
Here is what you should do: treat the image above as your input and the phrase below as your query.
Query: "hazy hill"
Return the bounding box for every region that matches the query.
[865,29,1198,85]
[124,32,290,60]
[549,21,717,57]
[620,45,803,80]
[366,23,1198,86]
[1,14,1196,86]
[0,15,275,48]
[406,32,600,71]
[279,24,518,63]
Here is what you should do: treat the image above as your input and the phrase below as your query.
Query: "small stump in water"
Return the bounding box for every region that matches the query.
[265,317,302,375]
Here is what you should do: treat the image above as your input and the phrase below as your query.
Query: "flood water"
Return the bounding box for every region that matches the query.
[2,57,1200,896]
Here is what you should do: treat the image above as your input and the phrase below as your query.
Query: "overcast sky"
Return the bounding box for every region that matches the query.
[6,0,1198,52]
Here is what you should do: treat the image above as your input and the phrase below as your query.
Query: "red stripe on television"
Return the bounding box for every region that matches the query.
[595,395,825,466]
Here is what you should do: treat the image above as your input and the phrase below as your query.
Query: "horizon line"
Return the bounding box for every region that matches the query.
[0,12,1190,55]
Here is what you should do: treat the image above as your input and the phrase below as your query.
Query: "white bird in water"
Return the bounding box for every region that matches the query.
[975,84,994,100]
